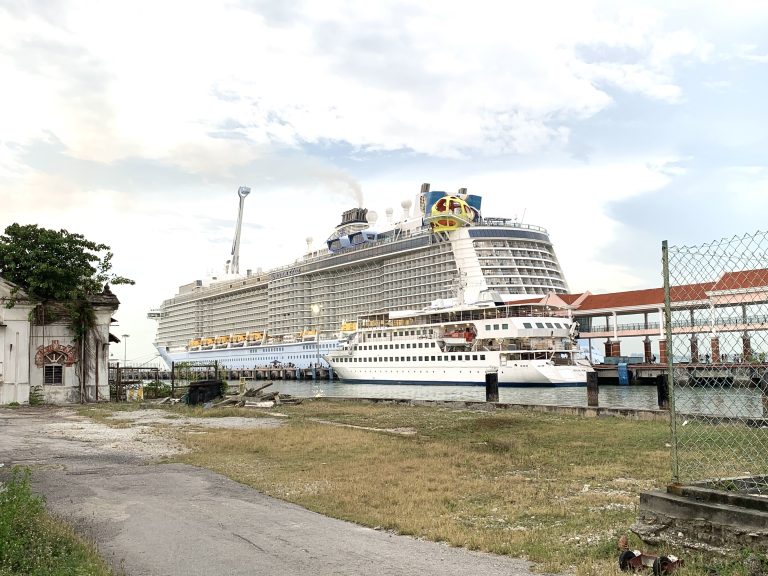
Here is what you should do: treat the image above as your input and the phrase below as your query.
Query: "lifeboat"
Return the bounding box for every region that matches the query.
[340,321,357,333]
[302,329,318,341]
[214,335,231,349]
[231,333,246,347]
[246,331,263,344]
[442,327,475,346]
[201,337,215,350]
[188,338,201,350]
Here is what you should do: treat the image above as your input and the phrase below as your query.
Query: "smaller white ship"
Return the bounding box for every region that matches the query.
[325,292,593,386]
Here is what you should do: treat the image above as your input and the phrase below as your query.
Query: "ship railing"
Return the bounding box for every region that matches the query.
[479,218,547,233]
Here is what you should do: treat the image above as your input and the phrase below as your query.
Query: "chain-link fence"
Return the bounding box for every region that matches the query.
[664,232,768,493]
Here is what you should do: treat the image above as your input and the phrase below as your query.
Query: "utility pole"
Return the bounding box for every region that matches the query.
[122,334,129,366]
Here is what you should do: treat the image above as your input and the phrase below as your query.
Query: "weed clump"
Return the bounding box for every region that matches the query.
[0,467,113,575]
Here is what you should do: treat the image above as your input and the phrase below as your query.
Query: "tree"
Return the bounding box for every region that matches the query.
[0,223,134,304]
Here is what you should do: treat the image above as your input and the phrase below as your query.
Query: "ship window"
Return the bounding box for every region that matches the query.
[418,343,422,348]
[485,324,490,330]
[431,356,435,361]
[536,323,544,328]
[480,354,486,360]
[419,356,423,361]
[545,323,553,328]
[472,355,478,360]
[523,322,532,328]
[493,324,499,330]
[407,356,411,361]
[502,324,508,329]
[395,344,400,349]
[450,355,456,361]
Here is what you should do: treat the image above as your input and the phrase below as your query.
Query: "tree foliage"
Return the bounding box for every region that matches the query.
[0,223,135,304]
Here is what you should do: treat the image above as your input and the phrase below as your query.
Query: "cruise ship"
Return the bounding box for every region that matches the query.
[149,183,571,372]
[326,296,592,386]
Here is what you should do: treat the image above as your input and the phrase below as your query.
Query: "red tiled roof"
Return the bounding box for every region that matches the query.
[711,269,768,291]
[559,268,768,314]
[569,282,714,311]
[558,293,584,304]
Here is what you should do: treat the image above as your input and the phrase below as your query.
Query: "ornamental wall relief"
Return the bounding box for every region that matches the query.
[34,340,77,367]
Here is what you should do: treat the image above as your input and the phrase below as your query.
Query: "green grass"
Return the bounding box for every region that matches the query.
[0,467,114,576]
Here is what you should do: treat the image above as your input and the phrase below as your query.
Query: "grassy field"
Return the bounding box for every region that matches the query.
[80,400,758,575]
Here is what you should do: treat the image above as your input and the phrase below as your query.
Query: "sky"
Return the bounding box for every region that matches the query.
[2,0,768,365]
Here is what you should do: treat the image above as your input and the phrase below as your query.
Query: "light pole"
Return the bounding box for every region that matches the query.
[311,304,322,379]
[122,334,129,366]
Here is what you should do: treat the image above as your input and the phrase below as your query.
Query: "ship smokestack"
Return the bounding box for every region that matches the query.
[419,182,430,216]
[458,187,467,196]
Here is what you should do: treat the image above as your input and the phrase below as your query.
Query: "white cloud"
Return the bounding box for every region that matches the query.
[1,0,765,362]
[0,0,711,165]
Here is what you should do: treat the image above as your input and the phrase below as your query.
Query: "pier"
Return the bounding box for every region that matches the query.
[112,366,336,382]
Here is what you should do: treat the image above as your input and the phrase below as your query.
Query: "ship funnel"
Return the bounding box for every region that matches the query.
[419,183,430,216]
[458,187,467,196]
[367,210,378,227]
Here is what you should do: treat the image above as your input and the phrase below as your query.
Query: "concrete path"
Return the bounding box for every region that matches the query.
[0,408,549,576]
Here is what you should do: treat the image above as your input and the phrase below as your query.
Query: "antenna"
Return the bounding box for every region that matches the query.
[230,186,250,275]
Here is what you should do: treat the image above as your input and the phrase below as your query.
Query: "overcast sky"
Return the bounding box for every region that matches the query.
[2,0,768,364]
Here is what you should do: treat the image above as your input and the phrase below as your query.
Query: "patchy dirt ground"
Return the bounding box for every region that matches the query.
[0,407,542,576]
[42,407,286,459]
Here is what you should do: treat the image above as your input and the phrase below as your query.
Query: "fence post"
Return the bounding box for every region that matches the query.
[586,371,599,407]
[656,374,669,410]
[171,361,175,398]
[485,370,499,402]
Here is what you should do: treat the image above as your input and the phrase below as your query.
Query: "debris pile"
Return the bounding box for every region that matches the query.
[618,533,683,574]
[212,381,302,409]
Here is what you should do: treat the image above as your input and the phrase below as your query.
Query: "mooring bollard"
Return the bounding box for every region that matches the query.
[485,369,499,402]
[587,371,599,407]
[656,373,669,410]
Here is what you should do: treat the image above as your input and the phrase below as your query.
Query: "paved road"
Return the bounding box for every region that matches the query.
[0,408,548,576]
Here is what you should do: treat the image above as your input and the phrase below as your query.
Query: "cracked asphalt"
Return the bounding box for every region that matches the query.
[0,407,550,576]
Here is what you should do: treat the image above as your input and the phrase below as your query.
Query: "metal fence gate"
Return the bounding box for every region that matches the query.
[663,232,768,493]
[170,361,220,398]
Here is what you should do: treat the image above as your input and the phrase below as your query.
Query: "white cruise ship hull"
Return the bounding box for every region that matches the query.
[157,339,340,371]
[329,355,590,387]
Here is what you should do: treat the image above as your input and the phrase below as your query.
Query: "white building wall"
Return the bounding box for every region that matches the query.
[30,322,82,404]
[0,301,33,404]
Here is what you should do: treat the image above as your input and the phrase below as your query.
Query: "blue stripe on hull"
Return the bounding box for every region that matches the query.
[335,378,586,387]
